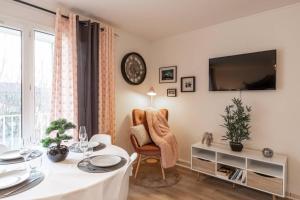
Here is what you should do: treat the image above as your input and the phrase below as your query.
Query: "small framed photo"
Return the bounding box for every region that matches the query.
[181,76,196,92]
[159,66,177,83]
[167,88,177,97]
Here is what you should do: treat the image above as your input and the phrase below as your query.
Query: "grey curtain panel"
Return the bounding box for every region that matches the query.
[77,18,99,139]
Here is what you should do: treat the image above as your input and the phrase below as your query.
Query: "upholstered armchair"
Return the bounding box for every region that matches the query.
[131,109,168,180]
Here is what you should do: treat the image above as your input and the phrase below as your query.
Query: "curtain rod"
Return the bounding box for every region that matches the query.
[13,0,69,19]
[12,0,107,32]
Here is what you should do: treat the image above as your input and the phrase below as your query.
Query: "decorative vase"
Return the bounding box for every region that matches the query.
[262,148,274,158]
[230,142,243,152]
[47,145,69,162]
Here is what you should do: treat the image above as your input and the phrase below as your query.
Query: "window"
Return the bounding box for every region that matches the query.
[34,31,54,138]
[0,19,54,148]
[0,26,22,148]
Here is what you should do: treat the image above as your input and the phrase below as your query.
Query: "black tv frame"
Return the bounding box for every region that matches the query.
[209,50,276,91]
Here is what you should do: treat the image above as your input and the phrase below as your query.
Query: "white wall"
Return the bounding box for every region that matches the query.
[114,29,151,152]
[149,3,300,195]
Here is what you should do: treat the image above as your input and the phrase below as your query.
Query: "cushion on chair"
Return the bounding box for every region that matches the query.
[130,124,152,146]
[140,143,160,152]
[130,135,161,156]
[138,143,161,156]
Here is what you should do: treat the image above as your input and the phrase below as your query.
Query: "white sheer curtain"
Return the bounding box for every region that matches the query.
[99,25,116,144]
[51,10,78,138]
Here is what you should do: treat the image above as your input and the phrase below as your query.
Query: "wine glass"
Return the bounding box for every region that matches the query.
[19,137,32,168]
[78,126,87,151]
[30,132,41,146]
[79,126,87,141]
[80,140,89,159]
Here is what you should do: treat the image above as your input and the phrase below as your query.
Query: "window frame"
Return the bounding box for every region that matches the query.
[33,30,55,137]
[0,14,54,140]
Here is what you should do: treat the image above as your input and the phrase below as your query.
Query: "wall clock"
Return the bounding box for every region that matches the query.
[121,52,147,85]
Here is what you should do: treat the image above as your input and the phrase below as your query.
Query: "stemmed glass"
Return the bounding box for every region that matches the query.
[79,126,88,159]
[30,132,41,146]
[80,140,89,159]
[19,136,32,169]
[79,126,87,142]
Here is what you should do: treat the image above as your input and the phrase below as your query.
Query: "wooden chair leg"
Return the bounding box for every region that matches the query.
[134,154,142,178]
[160,158,166,180]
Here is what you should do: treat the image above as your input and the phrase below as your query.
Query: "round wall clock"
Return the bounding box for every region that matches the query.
[121,52,147,85]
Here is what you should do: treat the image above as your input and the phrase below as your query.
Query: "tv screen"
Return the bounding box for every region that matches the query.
[209,50,276,91]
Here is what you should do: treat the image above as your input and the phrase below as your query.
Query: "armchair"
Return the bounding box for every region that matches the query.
[131,109,168,180]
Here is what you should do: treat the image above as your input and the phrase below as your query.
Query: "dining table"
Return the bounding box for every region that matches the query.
[0,144,130,200]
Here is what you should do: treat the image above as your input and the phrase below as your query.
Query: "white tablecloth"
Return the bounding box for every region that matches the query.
[1,145,129,200]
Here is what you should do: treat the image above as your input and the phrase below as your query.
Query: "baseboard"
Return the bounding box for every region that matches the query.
[286,193,300,200]
[176,159,190,169]
[176,159,300,200]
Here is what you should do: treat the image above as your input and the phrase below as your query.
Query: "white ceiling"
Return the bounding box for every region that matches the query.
[23,0,300,41]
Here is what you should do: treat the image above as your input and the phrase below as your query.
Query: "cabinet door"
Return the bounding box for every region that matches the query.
[192,158,215,175]
[247,171,283,195]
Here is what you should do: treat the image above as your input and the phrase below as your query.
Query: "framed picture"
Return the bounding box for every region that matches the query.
[167,88,177,97]
[159,66,177,83]
[181,76,196,92]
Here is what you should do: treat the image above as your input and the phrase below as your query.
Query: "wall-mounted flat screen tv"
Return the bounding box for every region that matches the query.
[209,50,276,91]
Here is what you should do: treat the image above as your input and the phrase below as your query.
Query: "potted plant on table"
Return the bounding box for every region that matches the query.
[221,98,251,152]
[41,118,76,162]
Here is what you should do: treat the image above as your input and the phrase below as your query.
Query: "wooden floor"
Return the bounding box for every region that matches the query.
[128,166,287,200]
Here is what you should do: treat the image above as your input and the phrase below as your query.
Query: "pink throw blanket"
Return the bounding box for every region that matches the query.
[146,110,178,168]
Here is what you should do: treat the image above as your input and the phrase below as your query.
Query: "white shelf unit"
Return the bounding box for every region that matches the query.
[192,148,216,162]
[247,159,283,178]
[191,143,287,199]
[217,153,246,169]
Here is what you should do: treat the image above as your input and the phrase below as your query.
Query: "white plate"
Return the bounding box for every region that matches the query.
[0,150,21,160]
[88,142,99,148]
[0,169,30,190]
[90,155,121,167]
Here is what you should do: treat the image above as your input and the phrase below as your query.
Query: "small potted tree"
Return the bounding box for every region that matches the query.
[221,98,251,152]
[41,118,76,162]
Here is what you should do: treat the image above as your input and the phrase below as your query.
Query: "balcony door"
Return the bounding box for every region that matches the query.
[0,26,22,148]
[0,20,54,148]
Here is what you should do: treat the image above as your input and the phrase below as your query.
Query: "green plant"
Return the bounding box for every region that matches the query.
[221,98,251,144]
[41,118,76,147]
